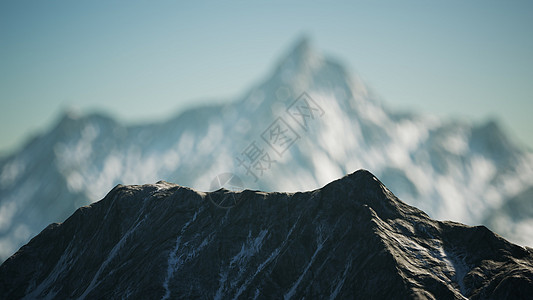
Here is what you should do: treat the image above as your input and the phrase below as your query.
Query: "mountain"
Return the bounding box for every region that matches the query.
[1,170,532,299]
[1,37,533,261]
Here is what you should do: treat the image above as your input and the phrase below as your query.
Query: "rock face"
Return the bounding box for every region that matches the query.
[1,170,532,299]
[1,38,533,260]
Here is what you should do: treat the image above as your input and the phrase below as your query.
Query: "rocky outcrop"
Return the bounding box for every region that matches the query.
[1,170,532,299]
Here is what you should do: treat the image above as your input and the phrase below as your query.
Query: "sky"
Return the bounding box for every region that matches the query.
[1,0,532,156]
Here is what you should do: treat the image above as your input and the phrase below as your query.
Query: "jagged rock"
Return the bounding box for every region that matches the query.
[1,38,533,261]
[1,170,531,299]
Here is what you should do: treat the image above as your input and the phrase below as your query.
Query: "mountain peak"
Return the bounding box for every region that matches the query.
[346,168,379,181]
[470,118,519,158]
[324,169,382,194]
[290,35,312,56]
[2,172,532,299]
[321,169,416,221]
[276,36,320,71]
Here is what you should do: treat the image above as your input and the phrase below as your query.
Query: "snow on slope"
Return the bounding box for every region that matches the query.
[2,171,532,299]
[0,37,532,260]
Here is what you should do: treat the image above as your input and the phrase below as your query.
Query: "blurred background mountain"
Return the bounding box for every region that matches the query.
[1,1,532,260]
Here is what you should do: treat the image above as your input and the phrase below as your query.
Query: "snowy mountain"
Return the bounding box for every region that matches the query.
[1,170,532,299]
[1,37,533,261]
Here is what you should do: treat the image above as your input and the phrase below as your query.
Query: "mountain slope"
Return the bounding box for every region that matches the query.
[1,37,533,260]
[1,170,532,299]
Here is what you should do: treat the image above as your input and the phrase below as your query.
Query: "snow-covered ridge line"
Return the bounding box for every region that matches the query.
[1,37,532,264]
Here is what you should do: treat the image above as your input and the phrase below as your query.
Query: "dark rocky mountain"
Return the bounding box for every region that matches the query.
[1,170,532,299]
[1,38,533,261]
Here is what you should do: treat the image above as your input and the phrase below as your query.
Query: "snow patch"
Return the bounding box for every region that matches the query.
[79,213,148,300]
[162,209,202,300]
[233,220,300,299]
[284,239,325,300]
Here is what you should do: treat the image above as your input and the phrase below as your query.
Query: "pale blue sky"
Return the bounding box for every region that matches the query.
[1,0,532,155]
